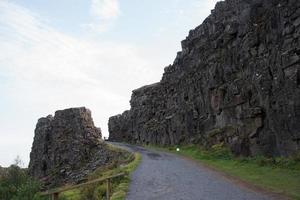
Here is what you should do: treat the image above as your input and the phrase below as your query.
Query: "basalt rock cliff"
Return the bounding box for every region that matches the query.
[29,107,122,188]
[109,0,300,157]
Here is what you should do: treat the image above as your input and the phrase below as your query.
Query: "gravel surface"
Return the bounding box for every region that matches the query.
[110,143,273,200]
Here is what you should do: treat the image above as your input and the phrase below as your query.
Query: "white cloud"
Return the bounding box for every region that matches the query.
[0,0,160,167]
[84,0,120,32]
[91,0,120,20]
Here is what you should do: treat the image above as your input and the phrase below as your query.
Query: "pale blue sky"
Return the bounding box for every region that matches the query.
[0,0,219,167]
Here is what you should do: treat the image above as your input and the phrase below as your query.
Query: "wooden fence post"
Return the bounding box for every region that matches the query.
[106,178,111,200]
[52,193,59,200]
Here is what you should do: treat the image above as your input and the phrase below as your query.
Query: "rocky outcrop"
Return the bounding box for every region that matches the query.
[29,107,122,188]
[109,0,300,157]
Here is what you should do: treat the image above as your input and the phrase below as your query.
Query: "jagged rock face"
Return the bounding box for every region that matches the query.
[29,107,118,187]
[109,0,300,157]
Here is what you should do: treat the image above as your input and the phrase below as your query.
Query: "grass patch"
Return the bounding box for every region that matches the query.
[147,144,300,200]
[58,151,141,200]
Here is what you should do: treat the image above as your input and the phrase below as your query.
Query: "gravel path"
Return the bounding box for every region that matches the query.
[111,143,274,200]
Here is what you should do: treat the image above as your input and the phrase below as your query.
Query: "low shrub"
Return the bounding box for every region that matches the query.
[254,156,276,167]
[291,151,300,162]
[247,152,300,170]
[0,164,46,200]
[209,143,233,160]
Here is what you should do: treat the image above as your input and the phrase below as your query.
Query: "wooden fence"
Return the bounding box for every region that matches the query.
[40,173,125,200]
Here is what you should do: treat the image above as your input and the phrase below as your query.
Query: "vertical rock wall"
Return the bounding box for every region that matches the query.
[109,0,300,157]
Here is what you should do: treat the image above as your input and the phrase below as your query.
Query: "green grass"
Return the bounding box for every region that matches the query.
[110,153,141,200]
[59,152,141,200]
[147,144,300,200]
